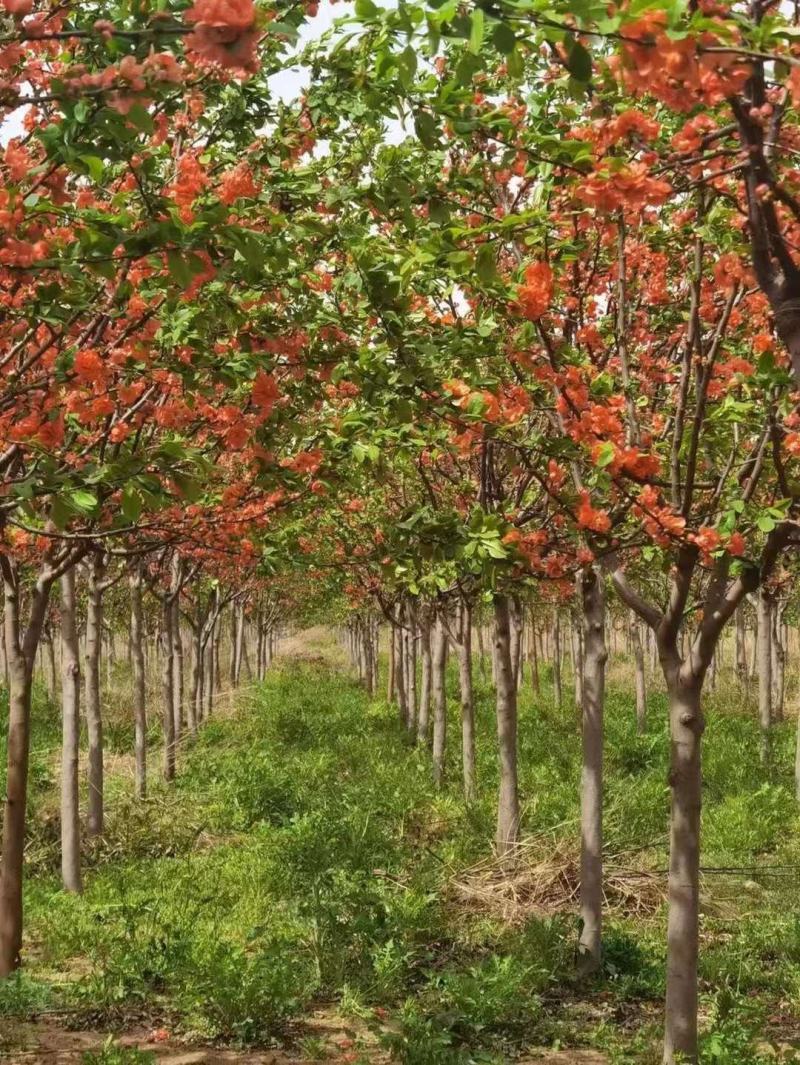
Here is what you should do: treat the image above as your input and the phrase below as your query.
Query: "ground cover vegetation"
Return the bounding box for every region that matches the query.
[1,0,800,1062]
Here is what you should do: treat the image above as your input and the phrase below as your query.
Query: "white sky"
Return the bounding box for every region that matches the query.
[2,1,378,145]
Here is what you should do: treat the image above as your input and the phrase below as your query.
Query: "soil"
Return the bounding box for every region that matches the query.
[1,1015,610,1063]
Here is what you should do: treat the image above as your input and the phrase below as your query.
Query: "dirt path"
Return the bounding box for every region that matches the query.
[2,1015,608,1064]
[2,1012,381,1064]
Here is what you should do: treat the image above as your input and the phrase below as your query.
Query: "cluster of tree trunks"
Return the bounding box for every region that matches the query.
[0,551,282,977]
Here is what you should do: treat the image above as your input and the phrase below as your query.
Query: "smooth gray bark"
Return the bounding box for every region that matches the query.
[457,601,476,802]
[631,614,647,733]
[130,566,147,798]
[431,613,448,787]
[757,588,773,762]
[417,611,432,745]
[84,553,105,838]
[578,568,606,973]
[60,568,82,894]
[493,595,520,859]
[552,610,563,709]
[663,672,704,1064]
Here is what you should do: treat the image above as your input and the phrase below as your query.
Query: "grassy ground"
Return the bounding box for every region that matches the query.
[1,633,799,1063]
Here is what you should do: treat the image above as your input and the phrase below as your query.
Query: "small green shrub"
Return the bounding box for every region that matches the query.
[83,1039,155,1064]
[0,971,53,1016]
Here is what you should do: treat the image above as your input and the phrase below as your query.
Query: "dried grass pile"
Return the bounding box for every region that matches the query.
[449,829,667,925]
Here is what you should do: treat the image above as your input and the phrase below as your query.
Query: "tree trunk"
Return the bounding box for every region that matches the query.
[387,626,396,702]
[204,626,214,718]
[417,611,432,745]
[46,631,57,699]
[578,568,606,973]
[60,569,82,895]
[457,601,476,802]
[509,595,523,690]
[475,620,488,681]
[130,566,147,799]
[0,562,52,976]
[405,605,417,734]
[172,595,183,744]
[393,623,409,730]
[735,606,748,681]
[162,600,176,782]
[631,615,647,733]
[757,588,773,763]
[84,553,105,839]
[663,672,704,1065]
[431,613,448,786]
[189,625,201,735]
[552,610,563,709]
[494,595,520,859]
[772,603,786,722]
[529,618,541,694]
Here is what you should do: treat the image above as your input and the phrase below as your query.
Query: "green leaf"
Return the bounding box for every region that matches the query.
[566,41,593,82]
[121,486,143,523]
[78,154,105,182]
[51,496,70,530]
[476,242,497,283]
[167,250,193,288]
[757,513,776,533]
[492,22,516,54]
[70,489,97,513]
[506,46,524,78]
[595,442,615,468]
[414,111,439,149]
[125,104,155,134]
[355,0,380,17]
[469,8,484,53]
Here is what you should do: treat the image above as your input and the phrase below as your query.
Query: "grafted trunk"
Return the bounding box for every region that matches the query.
[189,625,201,734]
[475,620,488,681]
[393,623,409,730]
[552,610,562,709]
[371,617,379,694]
[631,614,647,733]
[172,596,184,742]
[60,569,82,895]
[204,625,214,719]
[578,568,606,973]
[0,562,52,977]
[757,588,773,763]
[748,611,759,683]
[735,606,748,680]
[84,553,105,838]
[431,614,448,787]
[457,601,476,802]
[387,627,396,703]
[213,623,221,700]
[405,605,417,733]
[571,602,584,711]
[772,603,786,722]
[493,595,520,859]
[417,612,432,745]
[161,600,176,782]
[233,601,245,686]
[529,618,541,694]
[130,566,147,798]
[241,620,253,680]
[45,630,57,699]
[663,672,704,1065]
[509,595,523,690]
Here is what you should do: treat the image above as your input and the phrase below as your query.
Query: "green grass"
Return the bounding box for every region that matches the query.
[2,653,800,1062]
